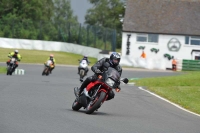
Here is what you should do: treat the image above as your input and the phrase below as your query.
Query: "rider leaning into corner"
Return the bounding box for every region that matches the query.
[78,55,90,75]
[76,52,122,101]
[6,50,22,71]
[44,54,56,74]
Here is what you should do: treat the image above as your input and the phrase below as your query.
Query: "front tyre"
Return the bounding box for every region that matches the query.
[72,99,82,111]
[8,67,13,75]
[42,67,47,76]
[85,91,106,114]
[7,66,10,75]
[45,67,49,76]
[80,69,85,79]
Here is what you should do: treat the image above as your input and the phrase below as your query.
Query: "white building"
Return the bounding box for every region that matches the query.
[121,0,200,70]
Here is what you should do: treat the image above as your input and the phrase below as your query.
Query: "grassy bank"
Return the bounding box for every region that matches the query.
[131,71,200,115]
[0,48,97,65]
[0,66,6,73]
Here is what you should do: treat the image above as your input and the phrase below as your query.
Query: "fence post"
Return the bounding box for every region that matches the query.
[104,28,107,50]
[87,25,89,46]
[94,26,96,48]
[78,23,81,44]
[112,30,116,51]
[12,19,14,38]
[68,22,71,43]
[39,21,42,40]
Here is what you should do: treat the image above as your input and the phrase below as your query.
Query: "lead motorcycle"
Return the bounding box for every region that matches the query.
[72,67,129,114]
[78,59,89,82]
[42,60,53,76]
[7,57,18,75]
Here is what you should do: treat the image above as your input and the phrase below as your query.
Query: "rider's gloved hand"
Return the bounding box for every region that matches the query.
[95,69,102,74]
[115,86,121,92]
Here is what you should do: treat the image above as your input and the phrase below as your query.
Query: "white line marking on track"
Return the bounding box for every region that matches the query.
[138,86,200,117]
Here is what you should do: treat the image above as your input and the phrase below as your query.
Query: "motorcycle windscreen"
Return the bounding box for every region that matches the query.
[105,67,120,81]
[46,60,52,66]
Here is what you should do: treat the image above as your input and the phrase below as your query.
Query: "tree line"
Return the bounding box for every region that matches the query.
[0,0,125,50]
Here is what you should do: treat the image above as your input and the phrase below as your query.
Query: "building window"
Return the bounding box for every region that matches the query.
[137,34,158,43]
[185,36,200,45]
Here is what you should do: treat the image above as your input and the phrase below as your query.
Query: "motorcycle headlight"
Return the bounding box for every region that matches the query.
[106,78,115,87]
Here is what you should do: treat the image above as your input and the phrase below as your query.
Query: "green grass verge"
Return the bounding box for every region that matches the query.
[0,48,97,65]
[0,66,6,74]
[131,71,200,115]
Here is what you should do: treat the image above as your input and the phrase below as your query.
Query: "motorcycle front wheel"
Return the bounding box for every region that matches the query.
[72,99,82,111]
[42,68,46,76]
[85,91,106,114]
[80,69,85,79]
[7,66,12,75]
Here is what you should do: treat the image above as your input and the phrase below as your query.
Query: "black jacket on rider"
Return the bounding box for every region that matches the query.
[91,58,122,76]
[78,57,122,100]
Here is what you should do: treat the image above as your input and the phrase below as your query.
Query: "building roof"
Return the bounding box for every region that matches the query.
[123,0,200,36]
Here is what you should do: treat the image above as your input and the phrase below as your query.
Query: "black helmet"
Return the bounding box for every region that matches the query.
[110,52,121,66]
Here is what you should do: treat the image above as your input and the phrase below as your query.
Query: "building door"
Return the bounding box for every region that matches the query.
[191,50,200,60]
[195,56,200,60]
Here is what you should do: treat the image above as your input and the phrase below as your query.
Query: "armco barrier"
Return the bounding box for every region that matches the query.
[182,60,200,71]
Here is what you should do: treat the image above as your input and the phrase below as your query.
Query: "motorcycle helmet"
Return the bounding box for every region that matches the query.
[14,50,18,54]
[110,52,121,66]
[50,54,54,60]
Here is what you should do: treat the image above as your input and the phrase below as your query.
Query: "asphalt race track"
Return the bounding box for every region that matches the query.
[0,64,200,133]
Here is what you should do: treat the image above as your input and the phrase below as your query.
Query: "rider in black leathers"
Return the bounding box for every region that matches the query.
[77,52,122,100]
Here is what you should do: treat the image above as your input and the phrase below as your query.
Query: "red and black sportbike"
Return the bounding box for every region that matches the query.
[72,67,129,114]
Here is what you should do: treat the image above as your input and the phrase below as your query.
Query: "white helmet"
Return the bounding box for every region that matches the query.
[14,50,19,54]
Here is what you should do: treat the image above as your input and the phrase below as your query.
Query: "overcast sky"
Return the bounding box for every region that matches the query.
[70,0,93,24]
[70,0,126,24]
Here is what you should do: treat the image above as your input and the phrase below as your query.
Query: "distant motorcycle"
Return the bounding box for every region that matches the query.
[78,59,89,82]
[72,67,129,114]
[7,57,17,75]
[42,60,53,76]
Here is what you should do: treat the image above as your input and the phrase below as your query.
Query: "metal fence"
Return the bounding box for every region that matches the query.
[0,19,116,51]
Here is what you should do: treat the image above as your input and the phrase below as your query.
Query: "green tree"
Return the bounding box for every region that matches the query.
[0,0,54,20]
[53,0,78,26]
[85,0,125,49]
[53,0,79,42]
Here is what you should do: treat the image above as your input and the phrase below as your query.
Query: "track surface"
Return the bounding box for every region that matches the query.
[0,64,200,133]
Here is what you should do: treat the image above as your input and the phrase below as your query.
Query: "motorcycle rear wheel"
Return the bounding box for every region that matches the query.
[85,91,106,114]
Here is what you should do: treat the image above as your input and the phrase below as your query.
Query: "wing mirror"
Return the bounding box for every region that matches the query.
[122,78,129,84]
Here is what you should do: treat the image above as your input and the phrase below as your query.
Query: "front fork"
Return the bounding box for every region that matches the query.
[84,85,102,100]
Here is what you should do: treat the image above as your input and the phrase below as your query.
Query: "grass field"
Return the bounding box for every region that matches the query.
[0,48,97,65]
[131,71,200,115]
[0,66,6,73]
